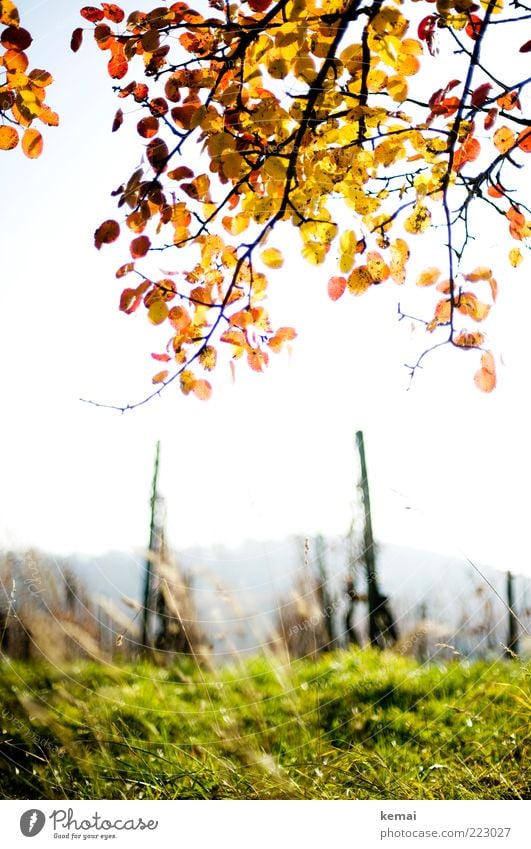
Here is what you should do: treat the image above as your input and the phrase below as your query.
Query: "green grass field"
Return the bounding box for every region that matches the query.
[0,649,529,799]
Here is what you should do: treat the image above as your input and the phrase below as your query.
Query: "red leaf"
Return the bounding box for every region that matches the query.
[133,83,149,102]
[112,108,123,132]
[94,23,114,50]
[70,27,83,53]
[247,0,273,11]
[327,276,347,301]
[151,353,171,362]
[471,82,492,108]
[130,235,151,258]
[519,39,531,52]
[94,219,120,249]
[418,15,436,41]
[146,137,169,171]
[102,3,124,23]
[465,15,483,40]
[137,116,159,138]
[1,25,32,50]
[484,108,497,130]
[80,6,105,23]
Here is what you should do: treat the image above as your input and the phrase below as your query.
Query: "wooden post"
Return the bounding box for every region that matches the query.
[141,440,160,654]
[505,571,519,658]
[355,430,398,648]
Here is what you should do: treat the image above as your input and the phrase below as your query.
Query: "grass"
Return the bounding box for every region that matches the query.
[0,649,529,799]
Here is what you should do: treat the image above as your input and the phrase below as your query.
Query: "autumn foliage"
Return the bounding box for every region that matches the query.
[3,1,531,404]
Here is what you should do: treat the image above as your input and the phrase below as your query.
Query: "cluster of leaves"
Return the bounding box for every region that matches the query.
[4,0,531,404]
[0,1,58,156]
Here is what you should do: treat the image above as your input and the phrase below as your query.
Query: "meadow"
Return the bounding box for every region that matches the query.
[0,650,529,800]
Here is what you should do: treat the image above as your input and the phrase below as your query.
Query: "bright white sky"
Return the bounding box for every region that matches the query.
[2,0,531,579]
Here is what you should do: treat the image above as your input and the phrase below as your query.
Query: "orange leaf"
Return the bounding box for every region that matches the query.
[497,91,521,111]
[474,351,496,392]
[94,24,114,50]
[108,43,127,79]
[116,262,135,278]
[427,299,451,332]
[192,379,212,400]
[268,326,297,352]
[327,276,346,301]
[457,292,490,322]
[151,352,171,362]
[21,128,43,159]
[94,219,120,249]
[454,331,485,348]
[247,348,269,372]
[0,125,19,150]
[130,235,151,258]
[152,369,169,384]
[137,116,159,138]
[517,128,531,154]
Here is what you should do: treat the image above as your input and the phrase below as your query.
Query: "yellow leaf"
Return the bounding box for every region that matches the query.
[387,75,408,102]
[404,204,431,234]
[339,252,354,274]
[260,247,283,269]
[0,0,19,26]
[148,300,169,325]
[152,370,169,384]
[416,267,441,287]
[302,241,327,264]
[180,369,195,395]
[493,126,515,155]
[347,266,372,295]
[367,251,389,282]
[340,230,358,253]
[509,248,523,268]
